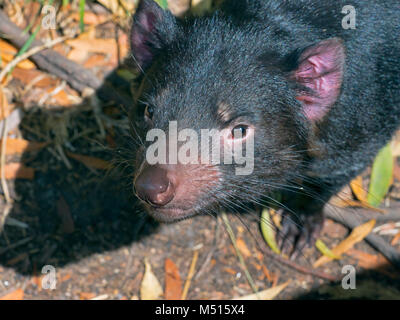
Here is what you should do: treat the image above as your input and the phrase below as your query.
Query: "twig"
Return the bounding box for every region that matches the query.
[194,218,220,281]
[0,116,10,204]
[0,236,32,255]
[259,246,338,282]
[181,249,199,300]
[221,212,259,293]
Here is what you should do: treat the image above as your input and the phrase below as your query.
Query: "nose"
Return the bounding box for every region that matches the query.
[134,165,175,207]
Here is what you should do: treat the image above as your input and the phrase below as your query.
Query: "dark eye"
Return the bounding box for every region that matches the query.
[144,104,154,120]
[231,124,249,139]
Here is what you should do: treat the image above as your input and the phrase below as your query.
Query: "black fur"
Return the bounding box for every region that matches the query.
[129,0,400,256]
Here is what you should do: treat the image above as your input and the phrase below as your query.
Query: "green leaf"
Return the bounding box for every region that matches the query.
[260,208,280,254]
[367,143,393,207]
[315,239,341,259]
[156,0,168,9]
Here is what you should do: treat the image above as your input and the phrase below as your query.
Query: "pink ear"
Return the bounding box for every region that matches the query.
[131,0,167,70]
[293,38,345,120]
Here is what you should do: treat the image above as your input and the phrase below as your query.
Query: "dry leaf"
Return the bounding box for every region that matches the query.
[79,292,97,300]
[0,288,24,300]
[350,175,367,202]
[330,198,386,213]
[164,258,182,300]
[66,37,128,65]
[0,39,35,69]
[391,232,400,246]
[236,238,251,258]
[140,258,163,300]
[262,265,273,282]
[4,163,35,180]
[347,249,389,270]
[224,267,236,275]
[11,68,56,88]
[84,54,108,68]
[66,152,111,170]
[97,0,134,17]
[313,219,376,268]
[233,281,290,300]
[0,138,47,155]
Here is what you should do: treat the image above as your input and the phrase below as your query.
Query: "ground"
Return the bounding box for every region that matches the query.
[0,0,400,300]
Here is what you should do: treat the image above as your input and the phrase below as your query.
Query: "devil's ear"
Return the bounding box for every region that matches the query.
[130,0,177,71]
[289,38,345,121]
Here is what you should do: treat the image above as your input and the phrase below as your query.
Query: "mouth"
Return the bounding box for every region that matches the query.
[143,204,198,223]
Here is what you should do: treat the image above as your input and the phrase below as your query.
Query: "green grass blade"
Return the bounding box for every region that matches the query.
[79,0,86,32]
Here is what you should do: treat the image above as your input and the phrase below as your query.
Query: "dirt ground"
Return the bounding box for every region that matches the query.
[0,108,399,299]
[0,0,400,300]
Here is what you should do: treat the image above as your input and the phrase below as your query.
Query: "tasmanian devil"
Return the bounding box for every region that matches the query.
[128,0,400,258]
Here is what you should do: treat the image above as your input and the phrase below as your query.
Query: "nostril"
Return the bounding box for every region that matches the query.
[134,165,175,206]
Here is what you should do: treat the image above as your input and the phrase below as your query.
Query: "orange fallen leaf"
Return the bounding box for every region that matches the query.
[347,249,389,270]
[66,37,128,65]
[84,54,108,68]
[80,292,97,300]
[0,288,24,300]
[0,39,35,70]
[224,267,236,275]
[11,68,56,87]
[66,152,111,170]
[1,138,48,155]
[164,258,182,300]
[59,273,72,283]
[391,232,400,246]
[3,163,35,180]
[350,175,367,202]
[262,265,273,282]
[236,238,251,258]
[313,219,376,268]
[330,198,386,213]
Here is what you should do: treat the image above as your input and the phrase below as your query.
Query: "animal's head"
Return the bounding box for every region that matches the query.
[129,0,345,222]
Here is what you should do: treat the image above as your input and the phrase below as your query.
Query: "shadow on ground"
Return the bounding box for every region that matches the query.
[0,67,160,275]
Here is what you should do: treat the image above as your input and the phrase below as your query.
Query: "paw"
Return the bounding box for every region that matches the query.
[276,209,324,260]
